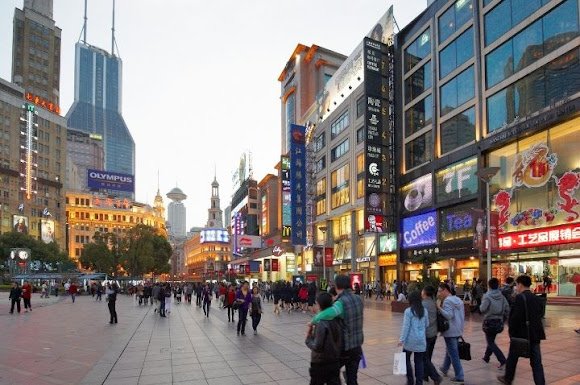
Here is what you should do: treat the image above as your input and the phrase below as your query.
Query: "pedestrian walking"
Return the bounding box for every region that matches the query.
[375,281,384,300]
[69,282,78,303]
[236,281,252,336]
[202,284,212,317]
[385,282,391,300]
[422,286,442,385]
[437,282,465,384]
[195,283,203,307]
[9,282,22,314]
[41,281,48,298]
[158,284,167,317]
[398,290,429,385]
[311,274,364,385]
[224,285,236,322]
[96,281,103,301]
[498,275,546,385]
[471,279,484,313]
[480,278,509,369]
[250,286,263,334]
[21,280,32,312]
[305,292,342,385]
[164,284,172,315]
[106,283,118,324]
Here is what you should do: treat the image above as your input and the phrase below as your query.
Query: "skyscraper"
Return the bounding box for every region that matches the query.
[12,0,61,110]
[166,187,187,238]
[65,3,135,197]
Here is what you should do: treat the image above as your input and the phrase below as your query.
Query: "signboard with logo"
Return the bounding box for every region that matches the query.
[401,174,433,214]
[378,254,397,266]
[290,124,307,245]
[87,169,135,193]
[235,235,261,249]
[439,205,475,242]
[324,247,334,266]
[402,211,438,248]
[435,157,477,204]
[200,229,229,244]
[281,156,291,229]
[498,222,580,250]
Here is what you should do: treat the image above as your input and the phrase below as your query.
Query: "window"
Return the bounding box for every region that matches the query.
[285,92,296,152]
[439,28,473,78]
[404,28,431,72]
[487,48,580,133]
[316,178,327,216]
[405,95,433,137]
[440,107,476,154]
[314,133,326,152]
[331,111,350,138]
[331,164,350,209]
[331,139,350,162]
[405,61,432,103]
[486,1,579,88]
[405,131,433,170]
[439,0,473,43]
[356,153,365,199]
[356,127,364,143]
[315,156,326,173]
[324,73,332,85]
[440,66,475,114]
[356,97,365,118]
[484,0,547,46]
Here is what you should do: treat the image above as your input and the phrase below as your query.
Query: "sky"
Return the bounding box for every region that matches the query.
[0,0,426,230]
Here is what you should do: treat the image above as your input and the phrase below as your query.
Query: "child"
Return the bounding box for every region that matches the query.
[305,292,342,385]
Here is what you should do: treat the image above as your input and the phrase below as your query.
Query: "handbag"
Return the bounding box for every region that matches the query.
[457,336,471,361]
[483,318,504,334]
[510,294,531,358]
[437,310,449,333]
[232,299,243,310]
[393,351,406,375]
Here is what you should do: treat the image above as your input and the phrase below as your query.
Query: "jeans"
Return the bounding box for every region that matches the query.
[71,293,76,303]
[108,300,117,323]
[159,300,166,316]
[340,346,362,385]
[252,313,262,331]
[442,337,464,381]
[504,342,545,385]
[405,350,425,385]
[424,336,441,382]
[237,308,248,334]
[309,362,340,385]
[203,301,211,316]
[483,330,506,365]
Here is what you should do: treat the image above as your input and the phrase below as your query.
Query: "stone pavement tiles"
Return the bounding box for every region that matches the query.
[0,292,579,385]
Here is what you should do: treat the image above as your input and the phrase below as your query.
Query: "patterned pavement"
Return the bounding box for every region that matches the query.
[0,292,579,385]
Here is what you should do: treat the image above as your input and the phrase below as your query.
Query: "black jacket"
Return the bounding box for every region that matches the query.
[305,319,343,364]
[9,287,22,300]
[508,290,546,343]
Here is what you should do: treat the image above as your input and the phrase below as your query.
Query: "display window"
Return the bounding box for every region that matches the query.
[488,117,580,234]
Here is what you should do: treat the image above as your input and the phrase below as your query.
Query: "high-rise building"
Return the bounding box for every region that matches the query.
[12,0,61,110]
[166,187,187,238]
[65,3,135,198]
[206,177,223,228]
[65,128,104,192]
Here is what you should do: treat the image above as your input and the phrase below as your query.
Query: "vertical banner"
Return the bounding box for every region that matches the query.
[363,37,392,233]
[271,258,279,272]
[290,124,307,245]
[324,247,334,266]
[349,272,363,290]
[281,156,292,238]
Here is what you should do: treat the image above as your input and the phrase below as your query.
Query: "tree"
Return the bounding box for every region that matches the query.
[119,225,171,277]
[79,241,115,275]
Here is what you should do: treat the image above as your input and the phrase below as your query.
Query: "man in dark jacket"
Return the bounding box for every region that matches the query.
[9,282,22,314]
[158,285,167,317]
[306,292,342,385]
[498,275,546,385]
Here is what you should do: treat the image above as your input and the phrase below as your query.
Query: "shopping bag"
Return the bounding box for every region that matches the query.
[458,336,472,361]
[393,352,406,375]
[359,350,367,369]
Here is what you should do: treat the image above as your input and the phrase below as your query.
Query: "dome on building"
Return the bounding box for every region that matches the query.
[166,186,187,202]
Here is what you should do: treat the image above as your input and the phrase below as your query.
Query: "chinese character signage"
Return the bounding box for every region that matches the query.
[402,211,438,249]
[281,156,291,229]
[87,169,135,193]
[25,92,60,114]
[290,124,306,245]
[498,223,580,250]
[363,37,393,233]
[435,157,478,204]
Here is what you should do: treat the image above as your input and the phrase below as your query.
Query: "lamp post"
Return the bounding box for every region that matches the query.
[319,226,327,280]
[476,166,500,281]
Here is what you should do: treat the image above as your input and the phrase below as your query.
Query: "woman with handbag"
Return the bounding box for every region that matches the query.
[398,290,429,385]
[236,281,252,336]
[480,278,509,369]
[250,286,263,335]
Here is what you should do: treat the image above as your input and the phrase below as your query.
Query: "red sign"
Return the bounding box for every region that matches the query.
[498,223,580,250]
[306,274,318,283]
[271,258,279,272]
[324,247,334,266]
[349,273,363,290]
[25,92,60,114]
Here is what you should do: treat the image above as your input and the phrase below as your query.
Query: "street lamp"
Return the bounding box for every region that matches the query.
[476,166,500,281]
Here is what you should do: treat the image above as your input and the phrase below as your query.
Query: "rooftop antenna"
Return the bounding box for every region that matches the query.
[111,0,116,56]
[77,0,88,43]
[157,170,160,193]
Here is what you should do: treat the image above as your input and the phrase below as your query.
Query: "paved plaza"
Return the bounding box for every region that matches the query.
[0,293,579,385]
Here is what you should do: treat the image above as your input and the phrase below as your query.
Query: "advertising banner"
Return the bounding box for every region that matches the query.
[314,247,324,267]
[325,247,334,266]
[440,205,475,242]
[379,233,397,253]
[290,124,307,245]
[13,215,29,234]
[286,255,296,273]
[402,211,438,248]
[235,235,262,249]
[435,157,478,204]
[87,169,135,193]
[401,174,433,214]
[41,219,55,244]
[271,258,279,272]
[264,259,271,271]
[200,229,229,244]
[249,261,261,273]
[306,274,318,283]
[349,273,363,291]
[281,156,291,228]
[498,222,580,250]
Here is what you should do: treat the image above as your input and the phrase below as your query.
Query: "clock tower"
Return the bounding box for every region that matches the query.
[207,176,223,228]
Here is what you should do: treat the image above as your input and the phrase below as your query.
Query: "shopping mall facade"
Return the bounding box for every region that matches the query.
[396,0,580,295]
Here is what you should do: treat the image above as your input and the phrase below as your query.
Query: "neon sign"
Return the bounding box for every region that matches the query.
[19,104,38,200]
[25,92,60,115]
[498,223,580,250]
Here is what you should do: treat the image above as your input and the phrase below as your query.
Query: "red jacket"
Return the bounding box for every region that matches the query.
[225,290,236,305]
[69,284,78,294]
[21,283,32,299]
[219,286,227,296]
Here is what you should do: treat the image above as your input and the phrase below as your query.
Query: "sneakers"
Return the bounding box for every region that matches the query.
[450,378,464,384]
[497,375,511,384]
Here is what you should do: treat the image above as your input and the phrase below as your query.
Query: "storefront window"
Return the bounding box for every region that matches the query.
[331,164,350,209]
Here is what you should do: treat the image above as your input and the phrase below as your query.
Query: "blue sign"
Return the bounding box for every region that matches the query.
[87,169,135,193]
[290,124,306,245]
[402,211,438,248]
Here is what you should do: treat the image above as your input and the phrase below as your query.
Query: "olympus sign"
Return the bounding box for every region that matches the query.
[87,169,135,193]
[88,171,133,183]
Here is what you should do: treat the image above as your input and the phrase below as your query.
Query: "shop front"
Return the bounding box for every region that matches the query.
[488,116,580,296]
[378,254,397,285]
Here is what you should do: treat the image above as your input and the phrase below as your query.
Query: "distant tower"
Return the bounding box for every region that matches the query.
[206,176,223,228]
[166,187,187,238]
[153,175,165,219]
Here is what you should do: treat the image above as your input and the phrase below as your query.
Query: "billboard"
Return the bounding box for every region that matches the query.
[435,157,478,204]
[235,235,262,249]
[200,229,229,244]
[290,124,307,245]
[402,211,438,248]
[87,169,135,193]
[13,215,29,234]
[41,219,55,244]
[401,174,433,214]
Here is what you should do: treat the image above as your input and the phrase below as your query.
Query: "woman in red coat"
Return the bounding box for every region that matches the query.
[21,281,32,312]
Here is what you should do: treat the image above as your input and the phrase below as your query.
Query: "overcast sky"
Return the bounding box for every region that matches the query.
[0,0,426,230]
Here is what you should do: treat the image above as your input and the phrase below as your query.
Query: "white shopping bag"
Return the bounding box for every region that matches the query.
[393,352,407,376]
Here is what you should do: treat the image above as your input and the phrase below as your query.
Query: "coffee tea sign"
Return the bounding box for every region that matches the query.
[401,174,432,214]
[436,157,478,204]
[402,211,438,249]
